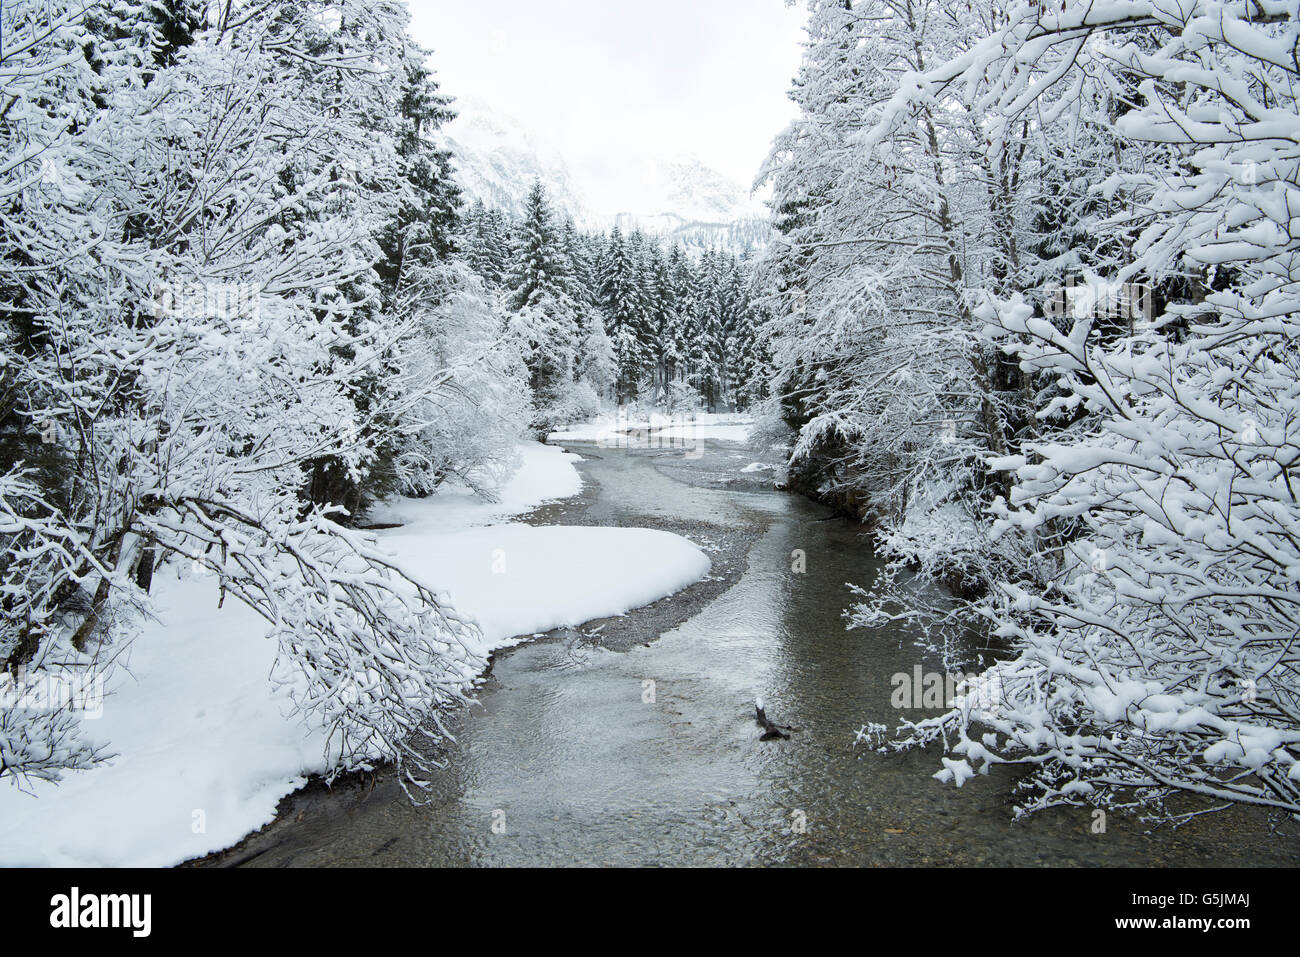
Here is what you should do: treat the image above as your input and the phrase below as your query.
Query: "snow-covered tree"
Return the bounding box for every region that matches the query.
[599,225,654,403]
[506,181,586,435]
[841,0,1300,821]
[0,0,507,790]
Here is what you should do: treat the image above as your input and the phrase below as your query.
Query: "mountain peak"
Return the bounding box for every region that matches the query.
[444,101,770,252]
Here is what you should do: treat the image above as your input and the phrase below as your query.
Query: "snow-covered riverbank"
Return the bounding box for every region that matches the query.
[0,442,709,867]
[548,411,754,445]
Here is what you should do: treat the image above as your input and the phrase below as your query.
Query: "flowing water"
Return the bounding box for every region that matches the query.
[201,437,1299,867]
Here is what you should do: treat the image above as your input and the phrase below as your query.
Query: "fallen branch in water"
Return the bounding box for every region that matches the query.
[755,697,791,741]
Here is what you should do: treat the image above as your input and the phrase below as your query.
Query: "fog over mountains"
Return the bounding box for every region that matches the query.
[443,100,772,253]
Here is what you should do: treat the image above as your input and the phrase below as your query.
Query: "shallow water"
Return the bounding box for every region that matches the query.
[207,438,1299,867]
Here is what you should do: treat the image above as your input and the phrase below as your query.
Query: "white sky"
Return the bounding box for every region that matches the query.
[406,0,807,191]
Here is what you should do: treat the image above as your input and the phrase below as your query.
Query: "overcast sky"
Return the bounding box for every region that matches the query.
[406,0,807,191]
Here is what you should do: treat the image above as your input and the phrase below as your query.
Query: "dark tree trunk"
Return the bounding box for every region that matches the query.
[135,542,155,594]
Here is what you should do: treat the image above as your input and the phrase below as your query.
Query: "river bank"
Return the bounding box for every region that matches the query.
[0,442,712,867]
[189,434,1299,867]
[187,440,768,867]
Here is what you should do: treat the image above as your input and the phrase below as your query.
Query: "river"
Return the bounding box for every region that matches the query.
[194,435,1300,867]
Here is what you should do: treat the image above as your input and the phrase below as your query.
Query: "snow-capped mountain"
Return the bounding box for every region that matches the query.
[595,153,770,253]
[443,101,771,252]
[441,99,592,225]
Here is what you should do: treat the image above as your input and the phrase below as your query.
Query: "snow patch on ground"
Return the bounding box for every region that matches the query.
[384,524,709,653]
[549,411,753,444]
[0,442,709,867]
[365,441,582,530]
[653,423,752,441]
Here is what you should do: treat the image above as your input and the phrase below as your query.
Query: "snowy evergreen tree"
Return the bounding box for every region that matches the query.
[642,241,674,401]
[690,250,727,411]
[509,181,569,311]
[505,181,585,435]
[598,225,652,403]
